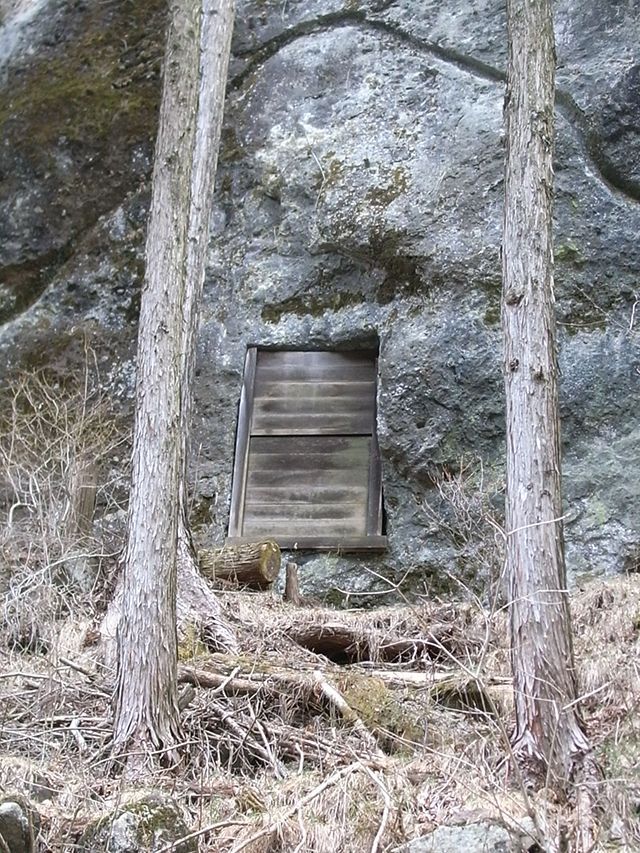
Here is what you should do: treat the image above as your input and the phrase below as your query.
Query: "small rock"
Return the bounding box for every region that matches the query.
[394,821,528,853]
[0,756,58,803]
[0,796,39,853]
[77,792,196,853]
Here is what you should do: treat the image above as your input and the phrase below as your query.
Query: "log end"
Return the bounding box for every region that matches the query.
[259,540,281,582]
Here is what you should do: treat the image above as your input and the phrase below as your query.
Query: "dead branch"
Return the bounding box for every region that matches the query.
[287,620,459,664]
[178,667,261,697]
[313,671,383,757]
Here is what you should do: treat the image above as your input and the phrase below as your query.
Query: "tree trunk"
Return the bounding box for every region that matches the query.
[112,0,235,760]
[198,541,281,588]
[502,0,591,792]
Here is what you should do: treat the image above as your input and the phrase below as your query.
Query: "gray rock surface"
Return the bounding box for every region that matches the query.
[394,822,527,853]
[0,796,39,853]
[0,0,638,598]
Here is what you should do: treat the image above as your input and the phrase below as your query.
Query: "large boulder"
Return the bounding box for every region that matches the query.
[0,0,638,598]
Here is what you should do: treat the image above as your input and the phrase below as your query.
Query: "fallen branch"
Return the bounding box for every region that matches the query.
[210,698,286,779]
[287,621,458,664]
[313,671,383,757]
[178,667,261,697]
[363,765,393,853]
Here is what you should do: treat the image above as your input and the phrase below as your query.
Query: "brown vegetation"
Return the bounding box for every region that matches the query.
[1,372,639,850]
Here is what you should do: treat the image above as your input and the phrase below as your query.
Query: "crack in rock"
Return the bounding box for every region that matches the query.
[230,9,639,206]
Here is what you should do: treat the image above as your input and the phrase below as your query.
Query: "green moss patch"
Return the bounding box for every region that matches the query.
[337,673,423,749]
[365,166,409,208]
[262,289,364,322]
[0,0,165,153]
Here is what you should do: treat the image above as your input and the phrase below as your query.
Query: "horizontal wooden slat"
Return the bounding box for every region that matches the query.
[245,486,367,504]
[226,535,388,552]
[257,364,375,383]
[253,395,374,418]
[252,411,374,436]
[242,520,367,537]
[250,435,370,456]
[253,380,375,400]
[247,468,368,489]
[256,350,375,384]
[251,390,374,435]
[249,453,365,473]
[257,350,376,369]
[244,502,366,522]
[246,436,370,488]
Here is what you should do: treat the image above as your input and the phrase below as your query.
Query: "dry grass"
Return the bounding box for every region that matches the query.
[1,377,639,850]
[0,575,639,851]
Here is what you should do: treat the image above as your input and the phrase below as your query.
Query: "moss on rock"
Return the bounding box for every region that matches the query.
[0,0,165,154]
[338,673,423,749]
[78,792,196,853]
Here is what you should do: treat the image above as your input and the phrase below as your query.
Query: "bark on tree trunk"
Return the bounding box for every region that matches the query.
[176,512,238,651]
[502,0,591,793]
[112,0,236,761]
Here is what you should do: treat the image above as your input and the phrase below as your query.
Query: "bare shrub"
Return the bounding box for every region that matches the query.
[0,359,128,645]
[423,457,505,603]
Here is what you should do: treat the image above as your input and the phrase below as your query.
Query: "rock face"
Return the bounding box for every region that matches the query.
[0,0,638,599]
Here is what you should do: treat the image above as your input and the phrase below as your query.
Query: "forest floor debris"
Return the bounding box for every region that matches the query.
[0,576,639,851]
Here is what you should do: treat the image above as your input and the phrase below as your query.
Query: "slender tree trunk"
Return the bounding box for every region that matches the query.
[502,0,591,793]
[112,0,236,760]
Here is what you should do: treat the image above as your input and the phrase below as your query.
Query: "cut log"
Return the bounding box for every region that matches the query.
[198,540,281,589]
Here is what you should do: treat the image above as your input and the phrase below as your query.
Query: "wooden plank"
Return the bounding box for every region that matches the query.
[249,453,368,473]
[251,411,374,436]
[227,347,257,537]
[253,380,376,400]
[246,437,370,488]
[249,435,370,456]
[244,501,367,521]
[225,535,388,552]
[246,468,368,489]
[242,520,367,537]
[252,394,374,418]
[366,356,384,536]
[256,363,376,383]
[257,350,377,369]
[245,486,367,504]
[255,350,376,384]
